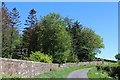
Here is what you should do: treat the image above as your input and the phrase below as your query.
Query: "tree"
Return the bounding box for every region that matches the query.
[35,13,72,63]
[24,9,38,27]
[23,9,38,56]
[115,53,120,61]
[9,7,21,58]
[66,20,83,61]
[0,7,2,55]
[65,18,104,61]
[2,2,11,58]
[78,27,104,61]
[10,8,21,30]
[2,3,22,58]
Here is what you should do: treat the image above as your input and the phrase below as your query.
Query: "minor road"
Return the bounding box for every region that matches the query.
[67,68,92,80]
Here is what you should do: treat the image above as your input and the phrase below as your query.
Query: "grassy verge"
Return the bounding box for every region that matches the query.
[0,74,22,79]
[34,65,94,78]
[87,67,115,80]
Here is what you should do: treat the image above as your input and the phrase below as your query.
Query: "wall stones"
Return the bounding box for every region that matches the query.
[0,58,102,77]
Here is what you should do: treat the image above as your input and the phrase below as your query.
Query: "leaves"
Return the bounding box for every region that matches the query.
[115,53,120,61]
[30,51,53,63]
[65,18,104,61]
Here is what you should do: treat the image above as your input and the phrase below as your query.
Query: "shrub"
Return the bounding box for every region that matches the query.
[103,66,111,72]
[30,51,53,63]
[109,66,117,78]
[12,53,29,60]
[96,65,120,79]
[96,65,102,71]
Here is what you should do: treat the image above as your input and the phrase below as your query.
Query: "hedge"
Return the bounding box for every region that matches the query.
[96,65,120,80]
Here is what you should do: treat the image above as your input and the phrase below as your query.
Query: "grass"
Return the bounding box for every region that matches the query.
[0,74,23,80]
[0,74,23,79]
[33,65,94,78]
[87,67,115,80]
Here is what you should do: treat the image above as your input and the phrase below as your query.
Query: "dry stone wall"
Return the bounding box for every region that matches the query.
[62,61,102,67]
[0,58,102,77]
[0,58,59,77]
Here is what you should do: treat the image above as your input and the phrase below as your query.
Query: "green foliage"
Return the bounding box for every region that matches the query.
[66,53,79,63]
[2,2,12,58]
[23,9,38,57]
[33,13,72,63]
[115,53,120,61]
[2,3,21,58]
[65,18,104,62]
[12,53,29,60]
[96,65,120,79]
[118,61,120,65]
[88,67,110,79]
[10,7,21,55]
[30,51,53,63]
[96,65,102,71]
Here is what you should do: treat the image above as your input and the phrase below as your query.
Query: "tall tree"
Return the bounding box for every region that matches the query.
[35,13,72,63]
[65,18,104,61]
[23,9,38,56]
[10,8,21,31]
[0,10,1,56]
[65,19,83,61]
[78,27,104,61]
[9,7,21,58]
[25,9,38,27]
[1,2,11,58]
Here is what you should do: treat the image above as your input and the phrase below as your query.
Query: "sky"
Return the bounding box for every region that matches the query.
[5,2,118,60]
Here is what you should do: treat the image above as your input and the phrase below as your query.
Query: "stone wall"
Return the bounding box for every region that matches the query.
[0,58,102,77]
[62,61,102,67]
[0,58,59,77]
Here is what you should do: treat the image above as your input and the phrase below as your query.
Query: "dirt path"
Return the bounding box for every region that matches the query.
[67,68,92,79]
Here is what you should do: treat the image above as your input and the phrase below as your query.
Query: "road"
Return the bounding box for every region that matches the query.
[67,68,92,80]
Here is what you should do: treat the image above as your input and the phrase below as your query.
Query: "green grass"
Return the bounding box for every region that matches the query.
[0,74,21,79]
[34,65,94,78]
[0,74,22,80]
[87,67,115,80]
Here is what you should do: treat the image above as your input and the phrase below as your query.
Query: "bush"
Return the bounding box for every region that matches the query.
[30,51,53,63]
[96,65,101,71]
[103,66,111,72]
[109,66,117,78]
[96,65,120,79]
[96,65,105,71]
[12,52,29,60]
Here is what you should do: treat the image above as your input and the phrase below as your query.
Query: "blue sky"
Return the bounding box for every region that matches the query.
[5,2,118,60]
